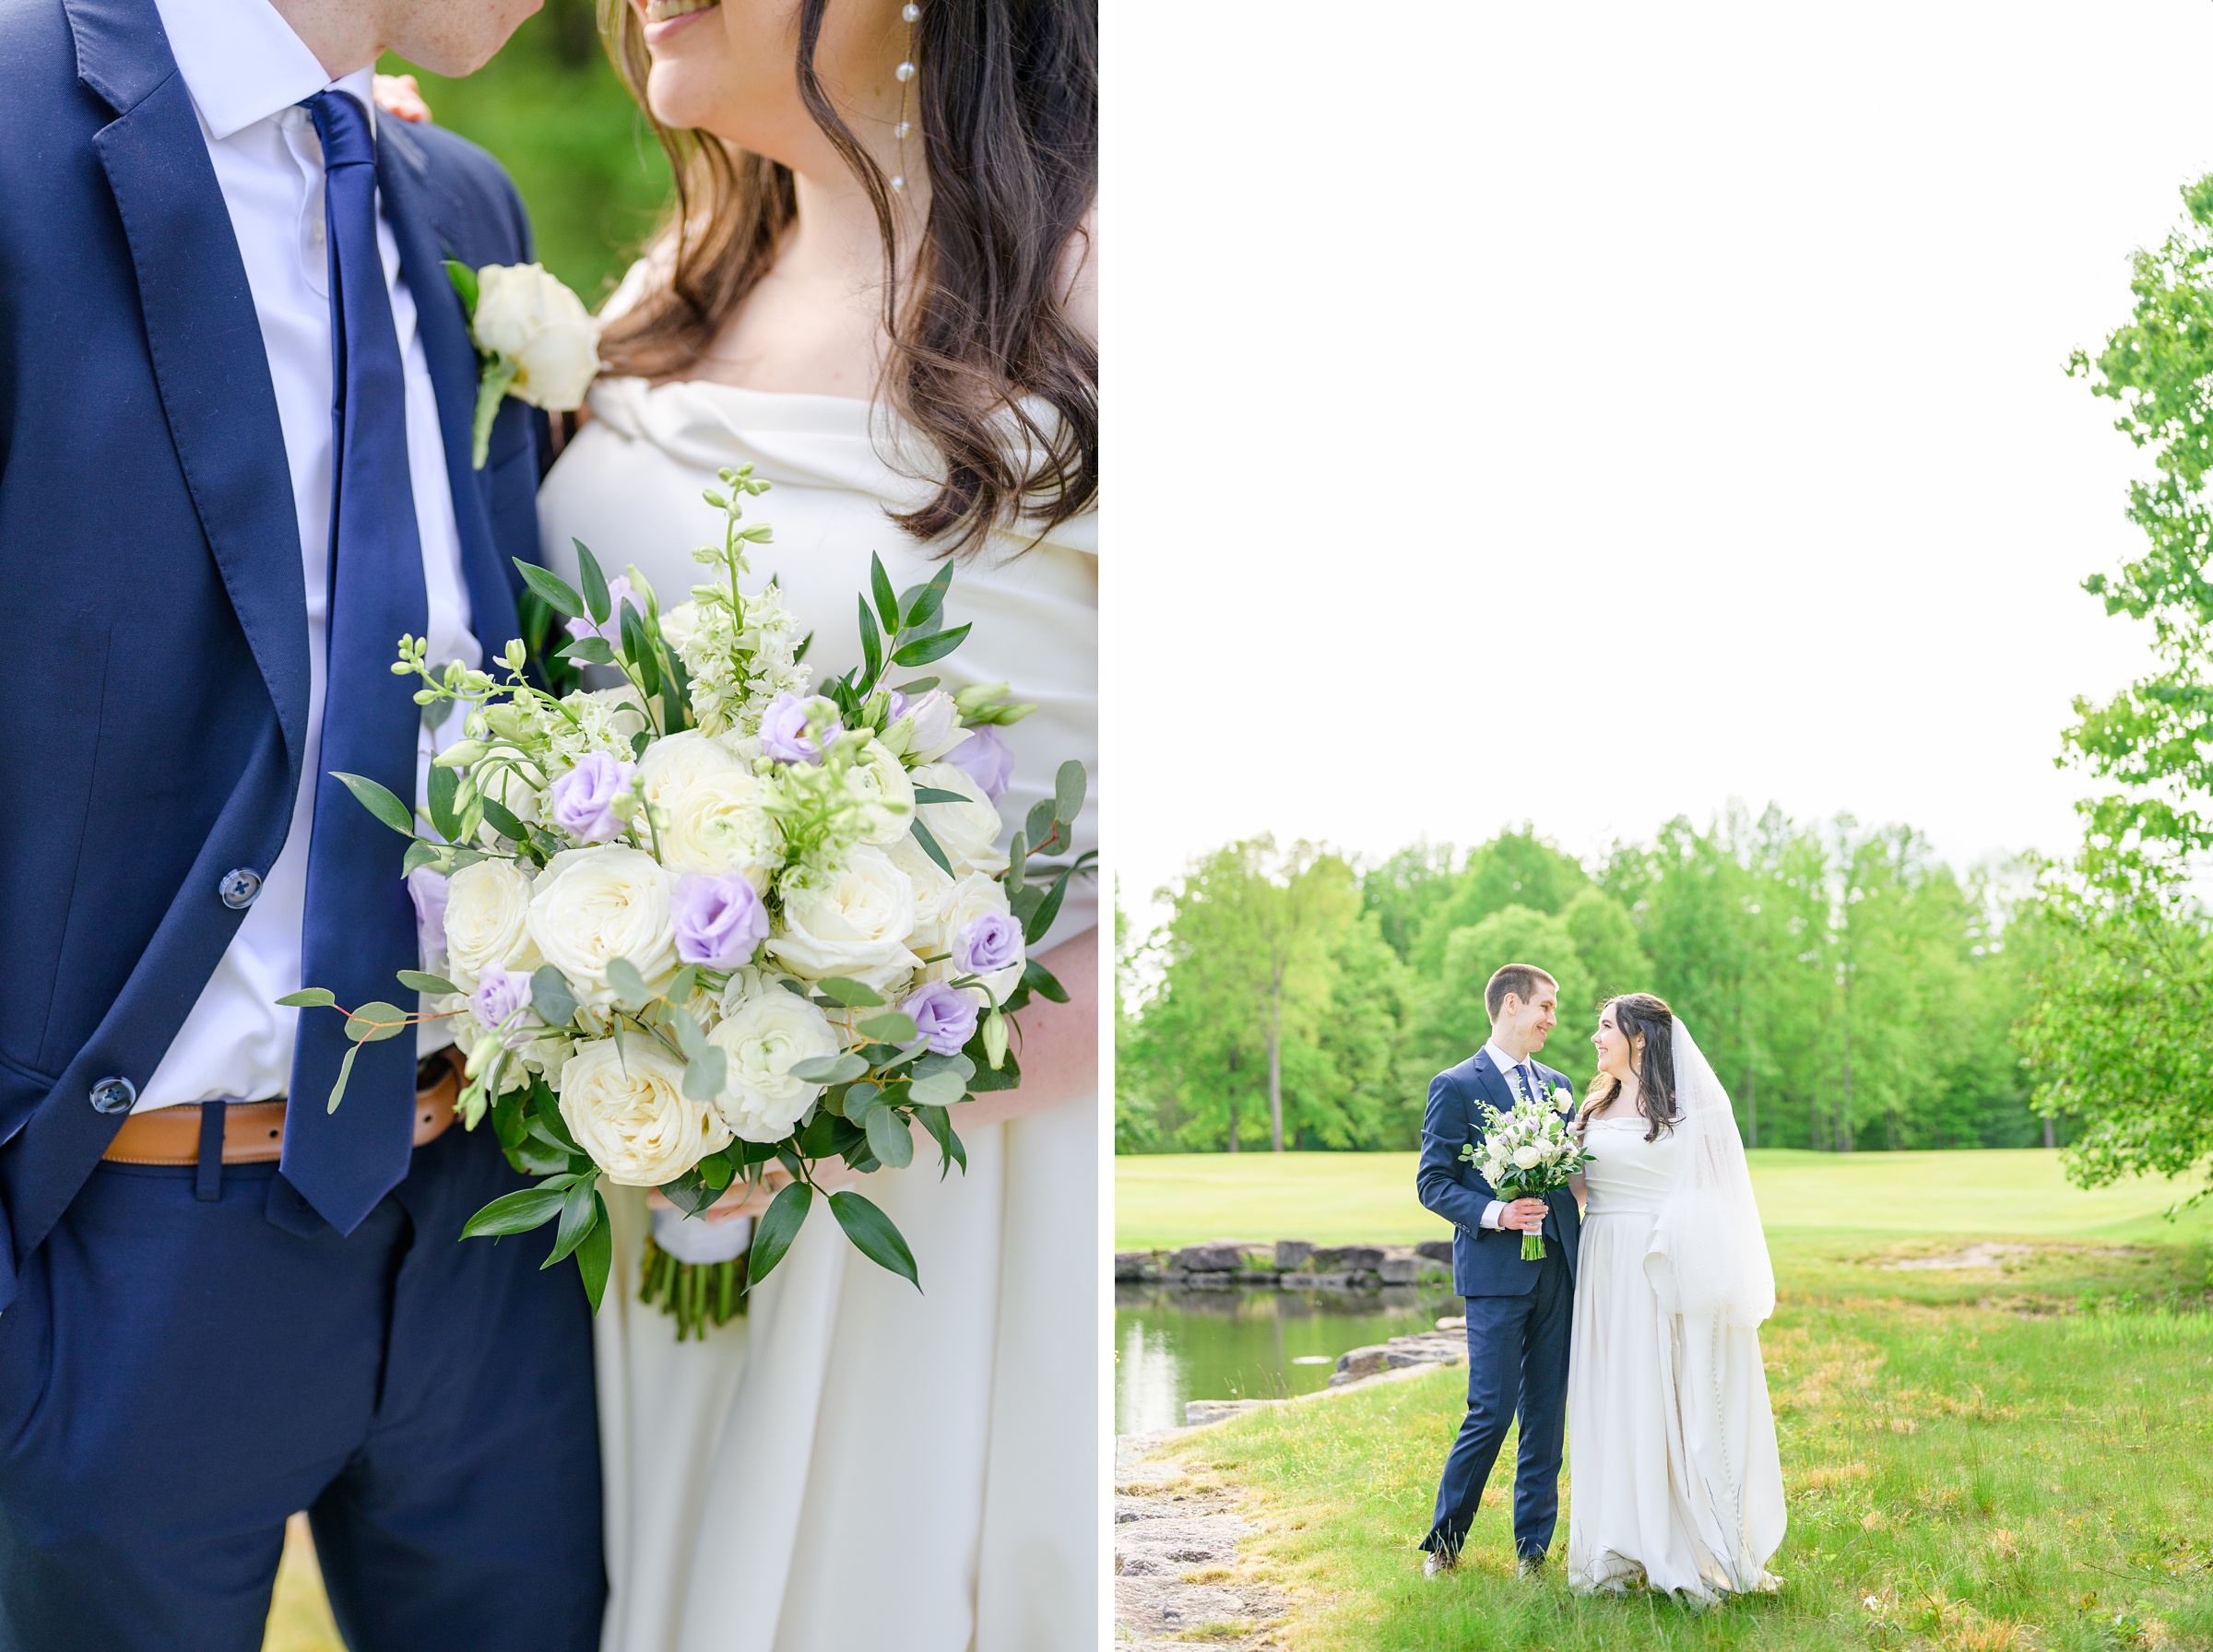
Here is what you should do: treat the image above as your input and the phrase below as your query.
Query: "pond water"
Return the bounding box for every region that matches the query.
[1116,1283,1464,1434]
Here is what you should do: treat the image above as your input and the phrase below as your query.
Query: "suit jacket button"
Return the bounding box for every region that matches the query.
[219,868,263,910]
[89,1077,136,1115]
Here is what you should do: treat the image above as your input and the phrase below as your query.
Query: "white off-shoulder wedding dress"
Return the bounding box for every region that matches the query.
[1565,1113,1784,1600]
[537,372,1098,1652]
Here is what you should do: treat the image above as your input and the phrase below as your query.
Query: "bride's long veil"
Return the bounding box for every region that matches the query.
[1645,1018,1775,1327]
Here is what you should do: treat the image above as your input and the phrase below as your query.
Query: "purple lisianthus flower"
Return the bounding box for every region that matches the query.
[954,912,1024,978]
[761,692,840,765]
[947,725,1013,802]
[549,751,634,843]
[671,871,769,970]
[470,964,533,1031]
[406,867,448,954]
[565,574,634,645]
[902,980,980,1056]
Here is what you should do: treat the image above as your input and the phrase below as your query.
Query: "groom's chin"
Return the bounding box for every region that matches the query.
[386,0,547,80]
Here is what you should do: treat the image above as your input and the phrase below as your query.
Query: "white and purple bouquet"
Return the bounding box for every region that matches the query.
[285,465,1090,1334]
[1462,1083,1592,1261]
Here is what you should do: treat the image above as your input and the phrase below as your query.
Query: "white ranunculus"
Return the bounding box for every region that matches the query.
[472,263,600,411]
[926,872,1024,1003]
[557,1039,728,1186]
[525,845,677,1007]
[443,858,540,991]
[852,738,916,845]
[765,846,921,991]
[706,987,843,1142]
[884,831,954,950]
[637,730,782,884]
[1511,1143,1544,1171]
[909,761,1009,877]
[1484,1158,1510,1186]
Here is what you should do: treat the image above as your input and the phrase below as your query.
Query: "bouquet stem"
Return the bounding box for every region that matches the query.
[639,1233,749,1341]
[1521,1230,1547,1262]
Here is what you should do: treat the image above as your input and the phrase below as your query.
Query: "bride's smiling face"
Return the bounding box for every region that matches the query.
[1592,1003,1635,1080]
[632,0,909,172]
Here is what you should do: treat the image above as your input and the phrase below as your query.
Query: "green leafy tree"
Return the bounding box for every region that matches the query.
[1409,904,1597,1091]
[1408,829,1590,973]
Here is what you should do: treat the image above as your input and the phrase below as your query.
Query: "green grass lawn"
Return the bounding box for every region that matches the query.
[1124,1150,2213,1650]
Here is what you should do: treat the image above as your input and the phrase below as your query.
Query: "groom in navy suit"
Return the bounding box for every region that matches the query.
[0,0,602,1646]
[1415,962,1581,1575]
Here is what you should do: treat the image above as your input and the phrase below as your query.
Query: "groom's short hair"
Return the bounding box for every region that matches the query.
[1485,963,1557,1020]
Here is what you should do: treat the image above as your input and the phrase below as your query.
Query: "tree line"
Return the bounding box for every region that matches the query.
[1115,813,2049,1156]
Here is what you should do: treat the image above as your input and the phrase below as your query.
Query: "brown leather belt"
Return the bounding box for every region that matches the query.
[101,1054,461,1166]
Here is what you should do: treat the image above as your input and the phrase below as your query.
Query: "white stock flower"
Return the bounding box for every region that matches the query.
[765,845,921,991]
[852,738,916,845]
[472,264,600,411]
[545,687,650,775]
[557,1039,728,1186]
[443,858,540,991]
[525,846,678,1007]
[706,986,843,1142]
[637,730,782,884]
[909,761,1009,876]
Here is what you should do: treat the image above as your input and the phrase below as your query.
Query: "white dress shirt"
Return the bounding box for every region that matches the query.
[136,0,479,1111]
[1477,1039,1558,1232]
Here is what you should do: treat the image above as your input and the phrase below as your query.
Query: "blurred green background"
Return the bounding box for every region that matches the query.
[381,0,672,304]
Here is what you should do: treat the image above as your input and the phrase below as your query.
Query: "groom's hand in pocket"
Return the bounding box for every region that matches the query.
[1501,1198,1548,1233]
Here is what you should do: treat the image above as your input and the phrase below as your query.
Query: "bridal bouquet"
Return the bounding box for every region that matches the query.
[1463,1089,1592,1260]
[283,465,1090,1328]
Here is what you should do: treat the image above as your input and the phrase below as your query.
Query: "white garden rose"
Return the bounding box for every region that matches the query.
[637,730,782,883]
[1511,1143,1544,1171]
[765,846,922,991]
[525,845,678,1006]
[884,831,954,950]
[926,871,1024,1003]
[557,1039,728,1186]
[909,761,1009,876]
[852,738,916,846]
[706,986,843,1141]
[471,263,600,411]
[442,858,540,991]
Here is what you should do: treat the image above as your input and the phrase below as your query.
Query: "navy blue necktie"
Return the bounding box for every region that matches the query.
[282,90,430,1233]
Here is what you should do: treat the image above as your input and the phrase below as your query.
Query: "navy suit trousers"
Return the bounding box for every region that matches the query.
[0,1122,604,1652]
[1423,1241,1573,1561]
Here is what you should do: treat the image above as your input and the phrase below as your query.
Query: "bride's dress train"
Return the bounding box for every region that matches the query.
[1565,1024,1785,1600]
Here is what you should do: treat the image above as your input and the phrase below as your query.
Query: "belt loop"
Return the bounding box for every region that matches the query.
[195,1100,227,1203]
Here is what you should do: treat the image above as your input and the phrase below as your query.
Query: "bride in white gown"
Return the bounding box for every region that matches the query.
[1565,994,1785,1601]
[523,1,1098,1647]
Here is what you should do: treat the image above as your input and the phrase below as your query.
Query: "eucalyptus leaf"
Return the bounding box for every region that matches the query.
[908,1068,969,1109]
[276,988,337,1009]
[843,1081,885,1126]
[811,976,886,1009]
[606,956,652,1013]
[856,1011,918,1044]
[789,1052,870,1086]
[325,1042,361,1114]
[864,1104,914,1169]
[345,1001,410,1044]
[532,964,578,1026]
[1054,759,1086,827]
[682,1047,728,1102]
[396,969,463,997]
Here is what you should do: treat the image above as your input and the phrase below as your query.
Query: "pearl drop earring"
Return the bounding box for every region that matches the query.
[891,1,918,194]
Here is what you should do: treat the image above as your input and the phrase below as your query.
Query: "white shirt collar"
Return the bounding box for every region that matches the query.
[1483,1041,1533,1084]
[151,0,376,141]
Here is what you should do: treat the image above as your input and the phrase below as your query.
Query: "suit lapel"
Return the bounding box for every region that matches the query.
[374,123,523,659]
[77,0,310,780]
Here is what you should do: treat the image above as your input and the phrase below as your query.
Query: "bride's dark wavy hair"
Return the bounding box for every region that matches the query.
[595,0,1097,557]
[1583,993,1678,1142]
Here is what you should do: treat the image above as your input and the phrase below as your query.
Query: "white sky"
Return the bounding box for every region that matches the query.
[1103,2,2213,928]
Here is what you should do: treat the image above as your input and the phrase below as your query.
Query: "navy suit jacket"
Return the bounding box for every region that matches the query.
[1416,1047,1582,1296]
[0,0,548,1305]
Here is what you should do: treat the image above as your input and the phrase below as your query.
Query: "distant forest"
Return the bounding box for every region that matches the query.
[1116,814,2054,1155]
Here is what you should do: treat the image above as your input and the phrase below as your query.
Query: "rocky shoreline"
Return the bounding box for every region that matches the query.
[1115,1236,1456,1292]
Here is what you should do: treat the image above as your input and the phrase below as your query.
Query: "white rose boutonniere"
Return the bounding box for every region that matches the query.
[446,260,600,467]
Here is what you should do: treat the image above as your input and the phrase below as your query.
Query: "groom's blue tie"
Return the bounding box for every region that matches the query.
[282,90,430,1234]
